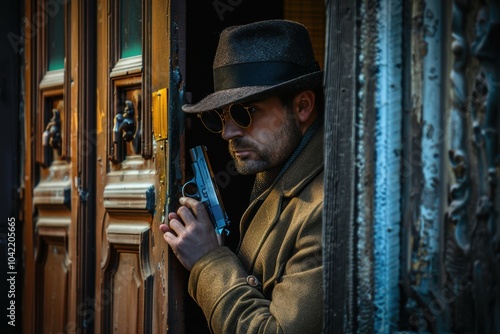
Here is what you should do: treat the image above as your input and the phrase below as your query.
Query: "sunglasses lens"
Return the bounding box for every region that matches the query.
[200,111,223,133]
[229,104,252,128]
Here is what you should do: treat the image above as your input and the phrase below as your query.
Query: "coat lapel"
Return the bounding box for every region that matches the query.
[237,189,282,271]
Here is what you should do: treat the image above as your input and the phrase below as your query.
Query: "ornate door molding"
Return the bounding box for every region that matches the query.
[29,0,74,332]
[323,0,500,333]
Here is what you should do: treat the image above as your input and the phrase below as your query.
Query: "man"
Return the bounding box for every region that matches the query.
[159,19,324,333]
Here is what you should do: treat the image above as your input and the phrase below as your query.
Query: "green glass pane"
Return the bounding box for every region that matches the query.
[120,0,142,58]
[48,6,64,71]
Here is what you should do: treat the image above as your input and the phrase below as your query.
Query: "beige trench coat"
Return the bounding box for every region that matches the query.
[189,126,324,334]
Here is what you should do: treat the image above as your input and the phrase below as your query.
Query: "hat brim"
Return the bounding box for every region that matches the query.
[182,70,323,113]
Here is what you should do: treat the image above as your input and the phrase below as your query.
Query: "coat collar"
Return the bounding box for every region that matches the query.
[236,123,324,271]
[274,123,324,197]
[250,121,324,202]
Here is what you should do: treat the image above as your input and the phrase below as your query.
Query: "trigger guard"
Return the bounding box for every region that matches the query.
[182,180,199,198]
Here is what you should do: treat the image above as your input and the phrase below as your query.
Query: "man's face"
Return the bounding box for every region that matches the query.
[221,96,302,175]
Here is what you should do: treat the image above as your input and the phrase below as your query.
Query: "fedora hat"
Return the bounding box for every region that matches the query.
[182,19,323,113]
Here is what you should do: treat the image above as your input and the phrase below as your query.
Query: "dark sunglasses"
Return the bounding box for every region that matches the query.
[197,103,255,133]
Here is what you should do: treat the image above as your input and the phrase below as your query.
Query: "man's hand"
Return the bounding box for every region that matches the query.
[159,197,221,271]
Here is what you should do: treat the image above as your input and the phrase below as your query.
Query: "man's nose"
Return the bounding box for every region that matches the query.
[221,114,244,141]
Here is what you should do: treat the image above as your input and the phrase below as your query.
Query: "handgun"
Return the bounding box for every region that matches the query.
[182,145,230,236]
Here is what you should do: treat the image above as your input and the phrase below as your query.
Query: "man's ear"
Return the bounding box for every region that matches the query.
[293,90,317,125]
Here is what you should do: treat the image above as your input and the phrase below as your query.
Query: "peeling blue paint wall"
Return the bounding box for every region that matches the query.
[373,0,403,332]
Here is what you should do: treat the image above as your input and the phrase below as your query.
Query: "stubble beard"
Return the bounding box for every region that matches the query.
[228,113,302,175]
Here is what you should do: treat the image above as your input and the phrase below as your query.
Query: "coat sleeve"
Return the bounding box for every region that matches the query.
[188,204,323,334]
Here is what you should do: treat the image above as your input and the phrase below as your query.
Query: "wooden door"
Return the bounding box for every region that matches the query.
[22,0,77,332]
[21,0,187,333]
[93,0,181,333]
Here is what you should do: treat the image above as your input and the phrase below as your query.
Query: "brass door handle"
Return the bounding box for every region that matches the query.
[111,100,136,163]
[43,109,62,166]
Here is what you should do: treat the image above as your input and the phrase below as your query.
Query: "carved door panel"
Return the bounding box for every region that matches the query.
[403,1,500,332]
[26,1,75,332]
[33,95,72,334]
[94,1,151,333]
[93,0,181,333]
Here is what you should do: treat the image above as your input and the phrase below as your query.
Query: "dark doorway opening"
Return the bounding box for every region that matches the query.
[183,2,283,333]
